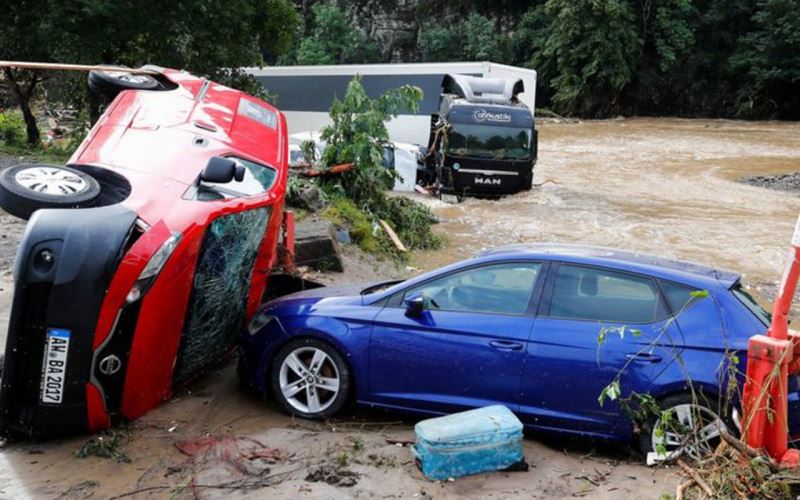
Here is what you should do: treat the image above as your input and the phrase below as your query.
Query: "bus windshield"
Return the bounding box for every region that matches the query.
[447,124,531,160]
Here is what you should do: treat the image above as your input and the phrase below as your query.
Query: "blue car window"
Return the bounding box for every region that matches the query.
[549,265,660,323]
[660,280,700,315]
[402,262,541,315]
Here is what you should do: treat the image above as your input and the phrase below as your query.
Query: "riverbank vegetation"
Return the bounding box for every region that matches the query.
[3,1,798,146]
[287,0,799,120]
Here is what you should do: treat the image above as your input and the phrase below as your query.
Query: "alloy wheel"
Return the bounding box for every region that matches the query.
[106,72,154,85]
[651,403,727,461]
[278,346,340,414]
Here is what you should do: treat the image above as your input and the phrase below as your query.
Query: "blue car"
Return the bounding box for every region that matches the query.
[239,244,799,457]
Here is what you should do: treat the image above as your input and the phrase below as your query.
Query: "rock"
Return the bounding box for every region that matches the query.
[335,228,352,245]
[294,219,344,272]
[296,184,324,212]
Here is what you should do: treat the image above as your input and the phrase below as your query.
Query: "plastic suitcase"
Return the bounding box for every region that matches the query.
[411,405,525,480]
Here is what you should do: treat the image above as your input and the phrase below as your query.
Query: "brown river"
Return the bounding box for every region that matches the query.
[1,118,799,498]
[415,118,800,301]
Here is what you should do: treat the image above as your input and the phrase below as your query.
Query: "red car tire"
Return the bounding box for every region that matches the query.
[0,164,101,220]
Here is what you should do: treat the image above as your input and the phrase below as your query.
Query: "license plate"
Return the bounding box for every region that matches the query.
[40,328,70,404]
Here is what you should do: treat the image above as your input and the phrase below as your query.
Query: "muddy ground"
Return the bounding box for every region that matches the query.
[1,117,799,499]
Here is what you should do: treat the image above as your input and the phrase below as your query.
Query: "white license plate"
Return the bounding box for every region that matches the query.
[40,328,70,404]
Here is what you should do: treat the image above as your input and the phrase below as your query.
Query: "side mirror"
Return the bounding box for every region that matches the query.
[404,292,425,316]
[200,157,245,184]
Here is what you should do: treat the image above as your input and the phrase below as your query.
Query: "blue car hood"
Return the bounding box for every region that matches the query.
[263,280,395,313]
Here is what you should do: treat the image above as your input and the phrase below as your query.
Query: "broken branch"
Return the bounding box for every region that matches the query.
[677,459,714,497]
[379,219,408,252]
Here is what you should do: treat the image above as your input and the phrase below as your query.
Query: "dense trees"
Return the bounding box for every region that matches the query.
[290,0,799,120]
[1,0,299,143]
[2,0,798,140]
[295,4,380,64]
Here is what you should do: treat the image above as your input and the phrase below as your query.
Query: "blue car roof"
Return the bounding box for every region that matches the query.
[477,244,740,290]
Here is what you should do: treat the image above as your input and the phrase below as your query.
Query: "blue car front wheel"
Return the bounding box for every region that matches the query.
[270,338,350,420]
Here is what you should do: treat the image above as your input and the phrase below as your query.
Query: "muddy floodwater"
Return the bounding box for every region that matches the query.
[415,118,800,302]
[1,118,799,499]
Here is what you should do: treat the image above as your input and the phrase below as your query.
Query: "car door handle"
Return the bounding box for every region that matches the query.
[489,340,524,351]
[625,353,662,363]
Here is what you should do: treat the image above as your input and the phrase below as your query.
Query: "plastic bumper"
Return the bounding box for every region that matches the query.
[0,205,137,439]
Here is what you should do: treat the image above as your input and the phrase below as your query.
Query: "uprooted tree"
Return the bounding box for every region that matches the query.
[310,76,442,255]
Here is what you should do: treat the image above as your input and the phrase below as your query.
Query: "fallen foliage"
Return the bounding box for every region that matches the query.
[676,432,800,499]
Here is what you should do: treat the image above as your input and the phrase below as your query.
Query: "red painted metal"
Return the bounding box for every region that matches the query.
[281,210,296,273]
[68,68,291,429]
[742,221,800,467]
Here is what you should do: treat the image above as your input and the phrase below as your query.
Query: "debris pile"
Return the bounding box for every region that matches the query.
[675,433,800,499]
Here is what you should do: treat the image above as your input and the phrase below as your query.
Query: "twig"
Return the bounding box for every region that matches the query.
[378,219,408,252]
[108,466,305,499]
[675,480,695,500]
[107,486,170,499]
[720,431,780,472]
[677,459,714,497]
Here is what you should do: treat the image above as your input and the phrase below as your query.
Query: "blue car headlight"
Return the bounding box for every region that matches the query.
[247,310,275,336]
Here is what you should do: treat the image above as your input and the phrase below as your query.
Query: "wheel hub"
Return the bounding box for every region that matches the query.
[14,167,88,196]
[279,346,340,414]
[652,403,727,461]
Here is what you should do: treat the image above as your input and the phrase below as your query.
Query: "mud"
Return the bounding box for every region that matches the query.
[1,117,799,498]
[413,118,800,308]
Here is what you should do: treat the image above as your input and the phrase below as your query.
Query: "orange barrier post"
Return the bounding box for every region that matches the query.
[742,216,800,467]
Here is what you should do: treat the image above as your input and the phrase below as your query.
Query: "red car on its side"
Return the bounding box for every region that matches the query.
[0,67,289,438]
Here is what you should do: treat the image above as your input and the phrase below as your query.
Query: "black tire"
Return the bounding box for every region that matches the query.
[87,69,160,98]
[0,164,101,220]
[638,393,733,459]
[270,337,350,420]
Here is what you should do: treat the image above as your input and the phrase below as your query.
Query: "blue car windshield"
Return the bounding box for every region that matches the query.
[732,284,771,327]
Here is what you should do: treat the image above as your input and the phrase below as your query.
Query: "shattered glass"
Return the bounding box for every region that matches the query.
[174,207,270,383]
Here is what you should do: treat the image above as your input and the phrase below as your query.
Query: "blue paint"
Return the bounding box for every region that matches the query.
[240,244,800,443]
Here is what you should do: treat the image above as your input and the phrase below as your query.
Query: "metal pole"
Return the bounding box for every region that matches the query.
[0,61,158,74]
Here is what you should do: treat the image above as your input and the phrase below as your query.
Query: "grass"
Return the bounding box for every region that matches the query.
[75,427,132,463]
[0,142,75,164]
[322,196,382,254]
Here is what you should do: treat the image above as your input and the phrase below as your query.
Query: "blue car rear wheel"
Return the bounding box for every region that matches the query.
[639,393,732,461]
[270,338,350,420]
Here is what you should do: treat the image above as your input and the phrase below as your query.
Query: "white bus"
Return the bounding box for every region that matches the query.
[245,62,537,145]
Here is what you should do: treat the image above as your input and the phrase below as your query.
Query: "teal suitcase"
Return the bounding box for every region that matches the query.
[411,405,525,480]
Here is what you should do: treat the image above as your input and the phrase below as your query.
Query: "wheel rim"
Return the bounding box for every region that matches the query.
[104,71,152,85]
[652,403,727,460]
[278,347,340,414]
[14,167,88,196]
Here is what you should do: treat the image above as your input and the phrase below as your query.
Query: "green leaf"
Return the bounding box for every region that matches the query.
[598,379,621,407]
[689,290,709,299]
[630,329,642,337]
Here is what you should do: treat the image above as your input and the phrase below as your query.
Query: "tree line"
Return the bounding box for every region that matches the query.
[1,0,798,145]
[286,0,799,120]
